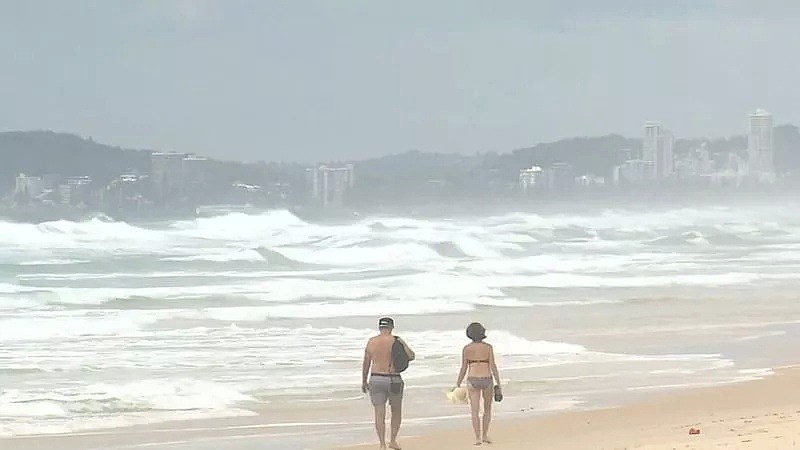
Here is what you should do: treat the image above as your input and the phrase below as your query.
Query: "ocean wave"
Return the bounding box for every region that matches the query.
[19,259,91,266]
[431,241,470,258]
[0,400,66,417]
[174,299,474,321]
[161,249,266,263]
[647,231,707,247]
[277,243,441,266]
[0,380,254,414]
[0,278,379,309]
[0,381,257,437]
[253,247,310,268]
[481,272,800,289]
[0,310,164,342]
[0,207,797,263]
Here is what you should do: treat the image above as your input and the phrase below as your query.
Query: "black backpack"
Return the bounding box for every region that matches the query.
[391,337,410,373]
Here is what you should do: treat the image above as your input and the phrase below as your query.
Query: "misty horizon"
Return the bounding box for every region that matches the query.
[1,117,792,165]
[2,1,800,162]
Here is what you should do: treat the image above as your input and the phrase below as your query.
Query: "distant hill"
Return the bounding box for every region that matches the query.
[0,131,305,193]
[0,131,151,188]
[494,134,640,179]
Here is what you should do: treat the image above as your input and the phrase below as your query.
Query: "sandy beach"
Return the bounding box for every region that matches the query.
[340,366,800,450]
[6,366,800,450]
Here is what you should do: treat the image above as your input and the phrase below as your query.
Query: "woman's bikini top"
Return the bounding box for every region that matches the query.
[466,342,490,365]
[467,359,489,365]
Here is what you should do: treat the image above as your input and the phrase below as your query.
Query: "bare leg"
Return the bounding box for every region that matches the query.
[374,404,387,449]
[482,387,493,443]
[468,386,482,445]
[389,398,402,450]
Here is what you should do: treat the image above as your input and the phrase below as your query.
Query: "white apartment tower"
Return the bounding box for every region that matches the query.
[747,109,774,177]
[306,164,355,208]
[642,122,674,179]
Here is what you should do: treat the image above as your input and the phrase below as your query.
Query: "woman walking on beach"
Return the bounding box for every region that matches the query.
[455,322,502,446]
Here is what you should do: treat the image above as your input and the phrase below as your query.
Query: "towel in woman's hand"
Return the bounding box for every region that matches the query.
[446,387,468,404]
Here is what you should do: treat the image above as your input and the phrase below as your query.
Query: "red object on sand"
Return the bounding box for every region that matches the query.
[689,428,701,435]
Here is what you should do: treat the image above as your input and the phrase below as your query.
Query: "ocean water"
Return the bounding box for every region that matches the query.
[2,204,800,446]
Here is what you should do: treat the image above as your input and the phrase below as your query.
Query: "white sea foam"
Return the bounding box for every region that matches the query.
[3,205,800,439]
[479,272,800,289]
[0,400,66,417]
[19,259,91,266]
[161,250,266,263]
[0,279,379,308]
[278,243,442,266]
[178,299,474,321]
[0,310,164,342]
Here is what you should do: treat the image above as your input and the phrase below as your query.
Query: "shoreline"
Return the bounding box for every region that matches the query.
[5,366,799,450]
[338,365,800,450]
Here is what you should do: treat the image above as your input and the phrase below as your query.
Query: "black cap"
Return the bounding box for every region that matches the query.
[378,317,394,329]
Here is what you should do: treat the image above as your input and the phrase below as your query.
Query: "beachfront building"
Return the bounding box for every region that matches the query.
[642,122,674,179]
[613,159,653,186]
[542,163,575,191]
[14,174,45,199]
[151,152,188,205]
[519,166,543,193]
[58,176,93,206]
[747,109,775,182]
[575,174,605,188]
[305,164,355,208]
[675,143,715,181]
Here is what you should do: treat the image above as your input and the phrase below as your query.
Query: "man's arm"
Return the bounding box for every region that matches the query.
[397,337,415,361]
[361,345,371,393]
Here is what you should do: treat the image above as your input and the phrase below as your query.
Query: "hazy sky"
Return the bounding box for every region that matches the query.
[2,1,800,162]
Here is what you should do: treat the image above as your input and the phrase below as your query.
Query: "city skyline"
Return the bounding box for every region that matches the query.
[0,107,787,167]
[3,105,797,221]
[2,2,800,162]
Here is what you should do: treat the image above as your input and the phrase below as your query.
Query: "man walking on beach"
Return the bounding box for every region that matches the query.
[362,317,415,450]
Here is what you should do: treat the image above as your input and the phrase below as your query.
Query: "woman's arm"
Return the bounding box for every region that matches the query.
[489,345,500,385]
[455,346,468,388]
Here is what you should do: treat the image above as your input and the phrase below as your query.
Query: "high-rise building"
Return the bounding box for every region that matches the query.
[14,174,44,198]
[305,164,355,208]
[151,152,188,204]
[182,155,209,199]
[747,109,774,177]
[614,159,653,185]
[661,129,674,177]
[543,163,575,191]
[642,122,674,179]
[58,176,92,206]
[519,166,543,193]
[642,122,660,164]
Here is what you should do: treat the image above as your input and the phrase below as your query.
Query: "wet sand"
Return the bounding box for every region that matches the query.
[7,367,800,450]
[339,366,800,450]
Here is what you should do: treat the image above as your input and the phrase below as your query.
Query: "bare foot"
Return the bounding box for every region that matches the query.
[482,438,493,444]
[388,442,401,450]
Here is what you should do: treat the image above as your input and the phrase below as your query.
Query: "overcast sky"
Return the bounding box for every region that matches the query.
[1,1,799,162]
